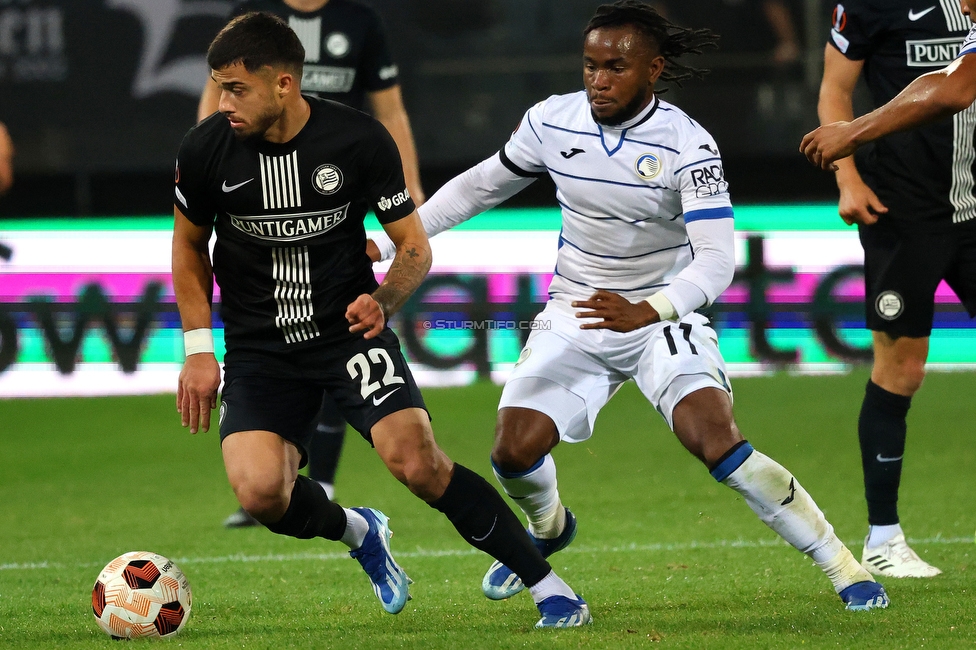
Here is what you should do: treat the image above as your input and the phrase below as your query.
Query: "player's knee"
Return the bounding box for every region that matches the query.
[491,410,558,473]
[397,452,452,501]
[232,476,289,521]
[874,356,926,395]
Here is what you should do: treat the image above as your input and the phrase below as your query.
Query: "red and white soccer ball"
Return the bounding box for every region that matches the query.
[91,551,192,639]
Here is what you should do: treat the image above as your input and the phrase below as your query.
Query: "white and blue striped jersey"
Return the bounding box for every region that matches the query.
[500,91,734,305]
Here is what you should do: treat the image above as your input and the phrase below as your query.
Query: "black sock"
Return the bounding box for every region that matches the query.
[265,475,347,541]
[858,380,911,526]
[308,418,346,484]
[430,463,551,588]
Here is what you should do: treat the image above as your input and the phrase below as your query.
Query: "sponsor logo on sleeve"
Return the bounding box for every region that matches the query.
[378,65,399,80]
[635,153,662,180]
[312,164,343,195]
[905,37,965,67]
[377,189,411,212]
[689,163,729,198]
[832,4,847,31]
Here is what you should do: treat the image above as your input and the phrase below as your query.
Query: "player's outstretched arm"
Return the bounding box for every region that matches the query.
[172,208,220,434]
[368,153,536,262]
[802,53,976,170]
[349,212,431,339]
[0,121,13,196]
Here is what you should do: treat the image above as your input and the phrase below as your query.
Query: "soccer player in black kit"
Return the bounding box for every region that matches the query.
[200,0,425,529]
[804,0,976,578]
[173,12,590,627]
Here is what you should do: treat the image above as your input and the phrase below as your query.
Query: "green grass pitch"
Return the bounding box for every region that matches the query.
[1,370,973,648]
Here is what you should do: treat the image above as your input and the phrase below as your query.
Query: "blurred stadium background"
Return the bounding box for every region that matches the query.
[1,0,973,394]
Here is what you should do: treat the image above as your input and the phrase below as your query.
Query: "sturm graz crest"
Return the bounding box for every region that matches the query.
[312,164,343,195]
[875,291,904,321]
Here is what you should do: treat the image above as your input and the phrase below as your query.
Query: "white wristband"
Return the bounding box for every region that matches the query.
[645,292,677,322]
[183,328,214,356]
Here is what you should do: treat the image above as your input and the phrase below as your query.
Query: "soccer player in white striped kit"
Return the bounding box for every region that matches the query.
[374,0,889,611]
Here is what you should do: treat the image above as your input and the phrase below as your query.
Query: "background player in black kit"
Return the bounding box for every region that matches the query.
[173,12,590,627]
[200,0,425,529]
[808,0,976,578]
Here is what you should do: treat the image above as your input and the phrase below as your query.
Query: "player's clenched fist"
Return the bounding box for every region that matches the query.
[177,354,220,434]
[346,294,386,339]
[800,121,860,171]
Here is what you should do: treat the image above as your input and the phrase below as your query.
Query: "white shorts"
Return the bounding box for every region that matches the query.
[499,300,731,442]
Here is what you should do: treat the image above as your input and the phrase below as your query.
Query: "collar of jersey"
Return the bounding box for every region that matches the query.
[595,95,659,157]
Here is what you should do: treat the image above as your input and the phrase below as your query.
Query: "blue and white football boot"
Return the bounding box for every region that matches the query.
[535,593,592,628]
[348,507,410,614]
[482,507,578,600]
[839,580,889,611]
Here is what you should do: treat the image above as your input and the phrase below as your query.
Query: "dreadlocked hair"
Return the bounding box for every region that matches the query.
[584,0,720,88]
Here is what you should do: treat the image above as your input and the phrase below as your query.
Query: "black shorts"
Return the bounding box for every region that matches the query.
[859,217,976,338]
[218,328,428,465]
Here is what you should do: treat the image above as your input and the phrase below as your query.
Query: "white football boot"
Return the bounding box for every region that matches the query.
[861,533,942,578]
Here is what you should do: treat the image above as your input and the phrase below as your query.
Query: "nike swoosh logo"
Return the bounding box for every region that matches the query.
[471,516,497,542]
[908,6,935,20]
[560,148,585,159]
[372,387,402,406]
[221,178,254,192]
[876,454,904,462]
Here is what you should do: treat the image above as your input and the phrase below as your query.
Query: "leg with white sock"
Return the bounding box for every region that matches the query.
[671,387,888,610]
[857,333,941,578]
[221,429,410,614]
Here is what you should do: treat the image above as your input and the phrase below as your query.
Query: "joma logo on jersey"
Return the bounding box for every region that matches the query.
[377,190,410,212]
[906,38,964,67]
[228,205,349,242]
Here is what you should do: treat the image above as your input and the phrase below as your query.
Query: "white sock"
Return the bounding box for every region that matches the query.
[866,523,902,548]
[339,508,369,549]
[317,481,335,501]
[721,447,873,592]
[492,454,565,539]
[527,570,577,604]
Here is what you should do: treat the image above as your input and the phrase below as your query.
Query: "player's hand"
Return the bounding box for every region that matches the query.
[800,121,859,171]
[347,293,385,339]
[572,290,658,332]
[177,353,220,434]
[837,176,888,226]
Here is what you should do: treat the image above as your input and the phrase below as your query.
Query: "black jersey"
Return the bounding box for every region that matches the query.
[829,1,976,225]
[231,0,398,110]
[175,96,415,354]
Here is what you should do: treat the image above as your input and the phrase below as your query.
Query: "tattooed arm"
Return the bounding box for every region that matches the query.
[346,211,432,339]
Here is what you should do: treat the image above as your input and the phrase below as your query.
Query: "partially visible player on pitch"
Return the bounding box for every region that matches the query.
[802,0,976,577]
[373,0,890,611]
[201,0,425,529]
[174,12,589,627]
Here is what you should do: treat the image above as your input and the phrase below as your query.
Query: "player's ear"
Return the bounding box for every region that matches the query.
[277,71,295,98]
[648,55,665,84]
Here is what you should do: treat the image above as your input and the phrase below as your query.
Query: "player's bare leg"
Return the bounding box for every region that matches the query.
[858,332,940,577]
[370,408,590,627]
[481,407,578,601]
[221,430,406,613]
[671,388,888,610]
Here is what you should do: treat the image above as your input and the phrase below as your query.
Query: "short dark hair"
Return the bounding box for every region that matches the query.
[207,12,305,77]
[584,0,719,87]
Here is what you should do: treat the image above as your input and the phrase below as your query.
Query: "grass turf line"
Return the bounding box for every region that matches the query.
[0,370,973,648]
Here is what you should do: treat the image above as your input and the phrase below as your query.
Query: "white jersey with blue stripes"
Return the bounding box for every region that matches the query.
[501,91,734,304]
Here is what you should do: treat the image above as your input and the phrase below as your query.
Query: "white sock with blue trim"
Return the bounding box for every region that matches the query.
[715,442,872,592]
[492,454,565,539]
